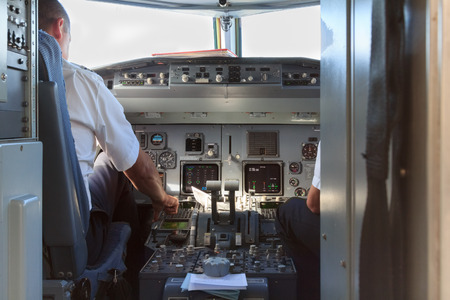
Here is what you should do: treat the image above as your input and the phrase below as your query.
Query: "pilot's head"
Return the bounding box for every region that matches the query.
[38,0,71,60]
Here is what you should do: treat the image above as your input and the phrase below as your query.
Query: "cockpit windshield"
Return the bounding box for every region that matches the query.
[59,0,320,68]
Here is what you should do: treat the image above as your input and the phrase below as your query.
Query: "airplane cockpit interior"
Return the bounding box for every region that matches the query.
[98,55,320,299]
[1,0,448,299]
[87,1,321,297]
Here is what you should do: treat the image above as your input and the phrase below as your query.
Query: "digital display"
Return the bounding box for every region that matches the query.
[243,162,283,195]
[161,220,189,230]
[182,163,220,194]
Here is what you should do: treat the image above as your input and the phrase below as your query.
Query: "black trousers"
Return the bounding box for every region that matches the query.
[275,197,320,300]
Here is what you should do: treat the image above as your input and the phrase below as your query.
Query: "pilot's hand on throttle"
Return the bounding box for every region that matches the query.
[163,195,179,215]
[152,194,179,222]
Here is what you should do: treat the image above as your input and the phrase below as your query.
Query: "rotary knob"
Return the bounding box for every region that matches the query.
[181,74,189,83]
[203,257,230,277]
[216,74,223,83]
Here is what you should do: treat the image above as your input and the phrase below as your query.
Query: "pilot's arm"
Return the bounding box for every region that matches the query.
[306,142,321,215]
[124,148,179,221]
[306,185,320,214]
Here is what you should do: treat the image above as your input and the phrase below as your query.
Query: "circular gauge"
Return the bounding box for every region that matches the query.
[302,143,318,160]
[146,151,157,164]
[294,187,307,197]
[289,177,300,187]
[159,151,176,169]
[150,133,164,146]
[289,162,302,174]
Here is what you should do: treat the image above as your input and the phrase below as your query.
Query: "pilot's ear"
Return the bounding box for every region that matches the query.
[50,17,65,41]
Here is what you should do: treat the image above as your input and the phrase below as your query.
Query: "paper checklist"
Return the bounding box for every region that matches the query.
[182,273,248,291]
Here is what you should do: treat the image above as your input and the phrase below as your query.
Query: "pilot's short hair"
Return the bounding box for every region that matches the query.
[38,0,71,33]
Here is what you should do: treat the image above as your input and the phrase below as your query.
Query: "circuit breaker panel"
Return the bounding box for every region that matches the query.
[1,0,37,139]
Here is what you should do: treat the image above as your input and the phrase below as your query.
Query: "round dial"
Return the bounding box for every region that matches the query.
[302,143,318,160]
[159,151,176,169]
[289,162,302,174]
[289,177,300,187]
[294,187,307,197]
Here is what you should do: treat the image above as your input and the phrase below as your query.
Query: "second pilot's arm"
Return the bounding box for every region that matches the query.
[306,142,321,214]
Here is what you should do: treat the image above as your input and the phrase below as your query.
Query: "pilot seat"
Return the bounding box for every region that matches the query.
[38,30,131,299]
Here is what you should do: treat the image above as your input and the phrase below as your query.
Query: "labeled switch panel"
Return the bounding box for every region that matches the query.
[1,0,37,139]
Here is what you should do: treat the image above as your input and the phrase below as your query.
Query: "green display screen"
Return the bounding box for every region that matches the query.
[161,220,189,230]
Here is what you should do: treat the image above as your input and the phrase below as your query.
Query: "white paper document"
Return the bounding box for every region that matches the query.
[191,186,210,210]
[185,273,248,291]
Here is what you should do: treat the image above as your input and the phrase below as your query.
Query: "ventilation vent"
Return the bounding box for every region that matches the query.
[247,131,279,157]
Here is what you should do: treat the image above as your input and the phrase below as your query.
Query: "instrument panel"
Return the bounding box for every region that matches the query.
[133,124,319,202]
[100,57,322,300]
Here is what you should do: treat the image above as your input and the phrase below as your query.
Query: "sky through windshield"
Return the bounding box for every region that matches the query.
[59,0,320,68]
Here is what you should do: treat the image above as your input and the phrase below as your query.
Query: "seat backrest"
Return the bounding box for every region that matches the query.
[38,30,90,279]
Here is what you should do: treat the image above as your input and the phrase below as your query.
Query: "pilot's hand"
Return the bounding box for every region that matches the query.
[152,194,179,222]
